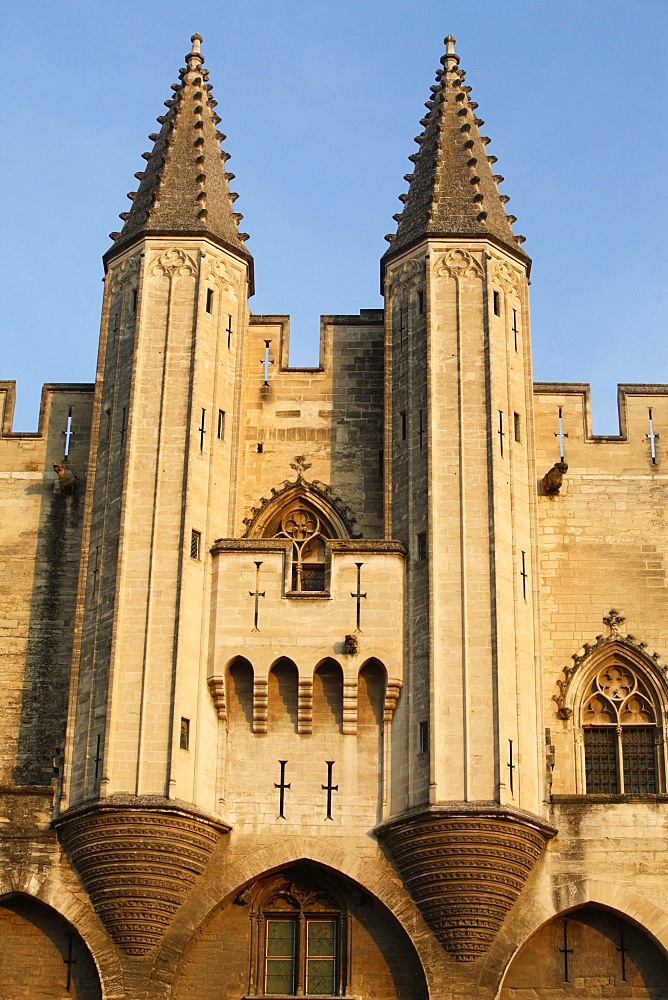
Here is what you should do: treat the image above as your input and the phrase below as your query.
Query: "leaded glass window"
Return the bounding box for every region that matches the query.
[582,663,658,794]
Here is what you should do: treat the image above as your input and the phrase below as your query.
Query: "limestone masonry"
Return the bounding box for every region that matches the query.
[1,33,666,1000]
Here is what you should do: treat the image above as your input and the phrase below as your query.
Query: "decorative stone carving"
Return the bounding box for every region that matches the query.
[53,463,78,495]
[253,677,268,734]
[242,477,361,540]
[376,804,556,962]
[433,248,483,279]
[54,798,229,955]
[208,676,226,720]
[344,634,358,656]
[543,461,568,494]
[297,679,313,734]
[109,254,141,293]
[388,256,426,296]
[201,254,241,294]
[383,681,402,723]
[553,611,664,720]
[489,256,522,294]
[150,247,198,277]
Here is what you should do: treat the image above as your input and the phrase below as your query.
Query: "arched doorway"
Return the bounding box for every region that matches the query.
[0,894,101,999]
[501,905,668,998]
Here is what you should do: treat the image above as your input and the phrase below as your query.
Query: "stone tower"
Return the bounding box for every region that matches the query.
[56,35,252,952]
[376,35,555,961]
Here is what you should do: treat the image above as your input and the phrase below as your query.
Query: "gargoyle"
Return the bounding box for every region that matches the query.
[542,461,568,495]
[53,463,78,495]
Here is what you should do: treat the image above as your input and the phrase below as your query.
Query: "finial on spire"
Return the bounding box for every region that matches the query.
[187,33,204,69]
[442,35,460,67]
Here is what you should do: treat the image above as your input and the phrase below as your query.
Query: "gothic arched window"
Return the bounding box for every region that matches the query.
[582,662,660,794]
[275,504,329,592]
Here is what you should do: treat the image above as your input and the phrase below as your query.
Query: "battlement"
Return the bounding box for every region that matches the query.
[534,382,667,474]
[249,309,384,372]
[0,381,94,477]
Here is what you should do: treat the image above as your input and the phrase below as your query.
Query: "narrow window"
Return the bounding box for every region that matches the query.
[419,720,429,754]
[199,408,206,453]
[257,442,264,454]
[512,308,519,352]
[265,921,296,995]
[493,290,501,316]
[418,289,425,315]
[400,411,407,441]
[190,530,201,560]
[132,289,138,312]
[417,532,427,562]
[179,717,190,751]
[205,287,214,313]
[514,412,521,443]
[217,409,225,440]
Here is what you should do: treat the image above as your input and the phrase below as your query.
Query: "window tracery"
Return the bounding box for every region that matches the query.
[582,662,659,794]
[275,505,328,592]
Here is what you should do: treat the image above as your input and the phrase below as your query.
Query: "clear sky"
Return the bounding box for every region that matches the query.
[1,0,666,432]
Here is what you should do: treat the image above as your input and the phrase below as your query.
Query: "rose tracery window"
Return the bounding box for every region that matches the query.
[582,663,659,794]
[275,505,328,592]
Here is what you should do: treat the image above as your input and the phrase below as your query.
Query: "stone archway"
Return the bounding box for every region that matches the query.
[0,893,102,999]
[499,904,668,998]
[171,861,428,999]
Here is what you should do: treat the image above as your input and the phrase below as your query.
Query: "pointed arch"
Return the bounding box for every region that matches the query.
[269,657,299,733]
[553,626,667,795]
[313,658,344,733]
[358,658,387,731]
[0,893,102,999]
[227,656,254,731]
[246,482,352,539]
[499,902,668,996]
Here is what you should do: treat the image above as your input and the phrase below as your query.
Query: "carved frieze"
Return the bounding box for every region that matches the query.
[376,804,555,961]
[54,799,229,955]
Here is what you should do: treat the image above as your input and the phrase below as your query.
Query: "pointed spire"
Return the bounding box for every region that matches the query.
[382,36,529,272]
[105,34,253,289]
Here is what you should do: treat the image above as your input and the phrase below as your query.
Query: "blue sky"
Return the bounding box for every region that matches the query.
[1,0,666,432]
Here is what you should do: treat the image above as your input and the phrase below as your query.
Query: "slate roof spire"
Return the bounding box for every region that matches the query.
[382,35,529,277]
[106,34,253,289]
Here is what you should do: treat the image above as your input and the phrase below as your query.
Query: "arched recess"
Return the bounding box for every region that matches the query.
[170,861,428,999]
[499,903,668,998]
[0,893,102,999]
[227,656,254,731]
[553,627,667,794]
[358,658,387,731]
[313,659,343,734]
[269,658,299,733]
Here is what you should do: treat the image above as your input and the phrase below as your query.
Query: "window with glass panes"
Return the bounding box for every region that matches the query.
[582,662,659,794]
[264,917,337,996]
